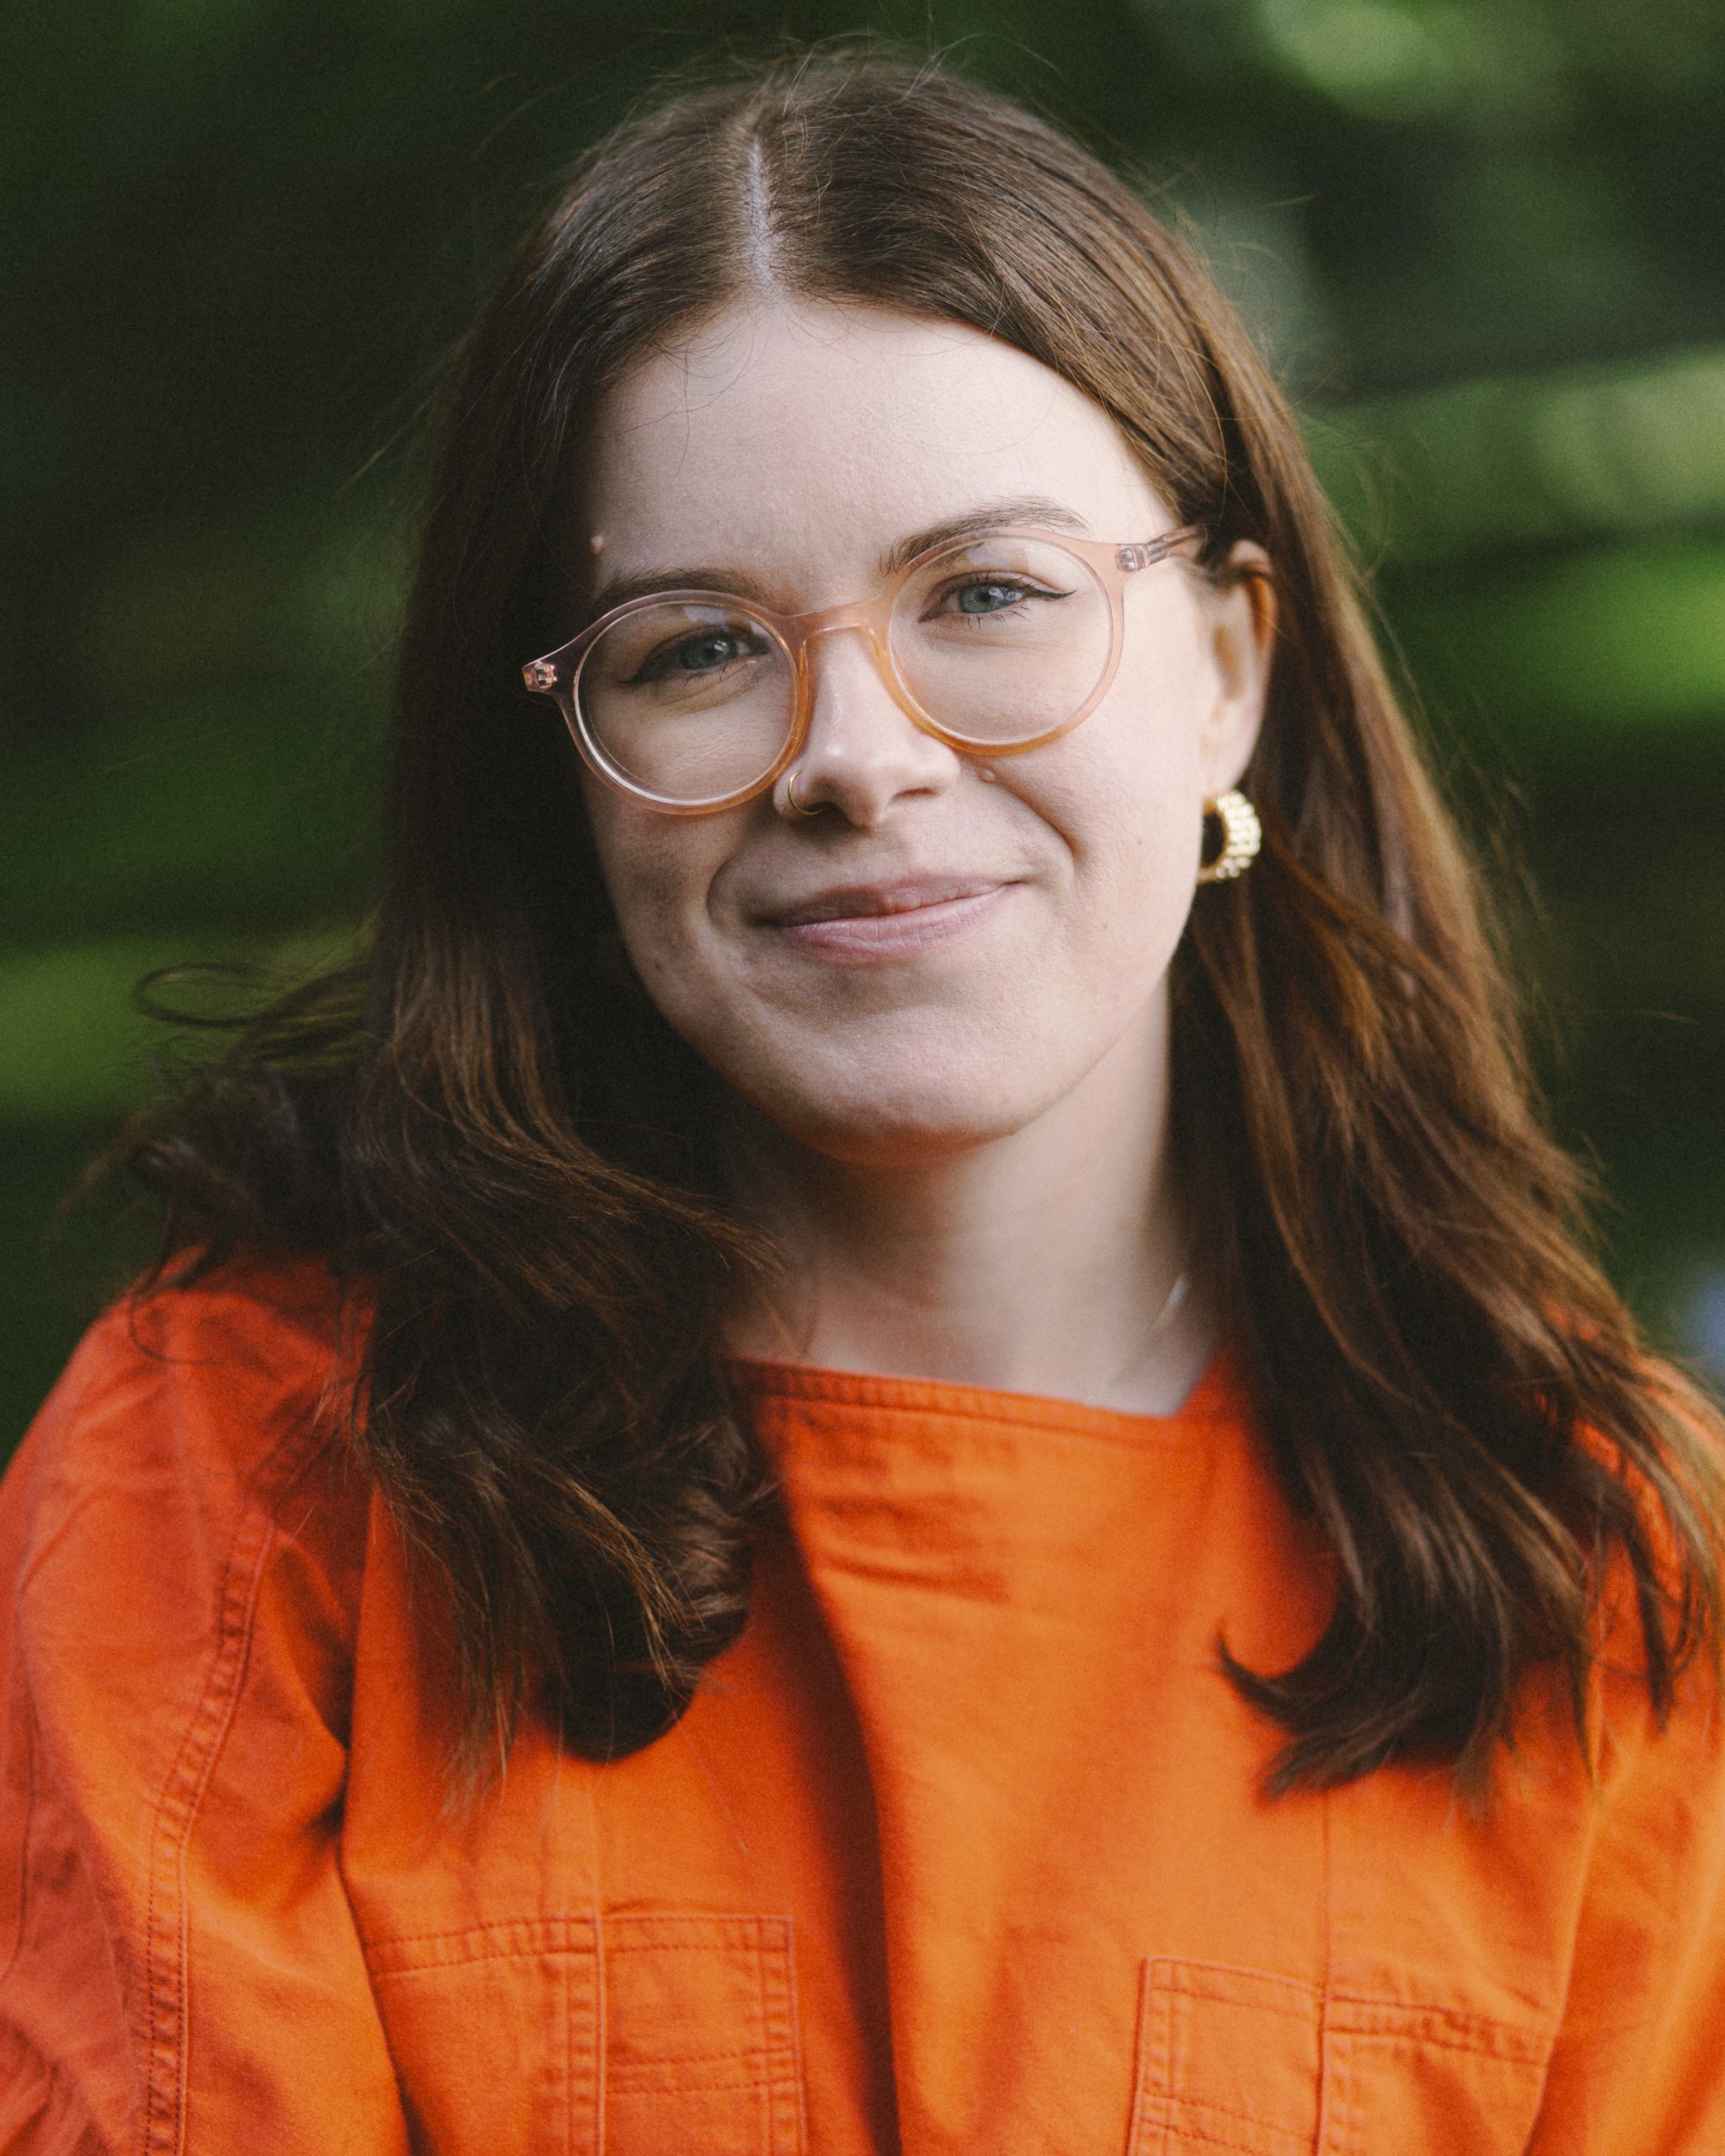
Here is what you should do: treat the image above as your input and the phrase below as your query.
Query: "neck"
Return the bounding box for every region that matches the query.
[723,1022,1211,1416]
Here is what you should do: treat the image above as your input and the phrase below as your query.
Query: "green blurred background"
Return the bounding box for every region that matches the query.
[5,0,1724,1445]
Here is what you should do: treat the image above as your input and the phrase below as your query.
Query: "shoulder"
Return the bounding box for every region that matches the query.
[1,1251,374,1690]
[10,1249,360,1502]
[1541,1382,1725,1855]
[0,1257,386,2151]
[1579,1372,1725,1673]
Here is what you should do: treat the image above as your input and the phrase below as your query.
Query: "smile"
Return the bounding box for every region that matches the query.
[759,879,1016,963]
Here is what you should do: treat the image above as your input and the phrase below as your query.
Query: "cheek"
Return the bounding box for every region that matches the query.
[1044,676,1210,911]
[582,793,698,961]
[1092,798,1204,987]
[1014,707,1210,1028]
[581,792,720,998]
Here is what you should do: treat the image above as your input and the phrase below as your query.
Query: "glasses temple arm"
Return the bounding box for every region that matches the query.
[1116,525,1208,575]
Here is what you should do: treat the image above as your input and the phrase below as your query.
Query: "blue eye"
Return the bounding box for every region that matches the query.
[674,630,750,672]
[633,624,766,683]
[929,574,1075,623]
[954,579,1028,615]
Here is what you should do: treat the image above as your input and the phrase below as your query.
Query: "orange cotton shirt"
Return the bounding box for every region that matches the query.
[3,1261,1725,2153]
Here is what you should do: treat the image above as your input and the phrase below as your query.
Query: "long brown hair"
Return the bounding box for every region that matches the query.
[116,51,1721,1790]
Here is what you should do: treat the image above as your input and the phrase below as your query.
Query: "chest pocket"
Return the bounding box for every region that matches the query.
[368,1911,806,2155]
[1127,1958,1552,2156]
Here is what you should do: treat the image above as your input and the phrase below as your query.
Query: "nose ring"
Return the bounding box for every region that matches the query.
[785,766,822,818]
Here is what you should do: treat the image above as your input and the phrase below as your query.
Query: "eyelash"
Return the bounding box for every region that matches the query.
[926,574,1068,616]
[619,561,1076,685]
[628,624,768,684]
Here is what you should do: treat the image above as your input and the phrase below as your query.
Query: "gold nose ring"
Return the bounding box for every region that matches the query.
[785,766,822,818]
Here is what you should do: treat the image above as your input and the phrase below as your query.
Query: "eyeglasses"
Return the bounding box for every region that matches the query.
[521,523,1206,814]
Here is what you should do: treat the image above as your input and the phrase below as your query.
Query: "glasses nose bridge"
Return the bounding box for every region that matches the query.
[789,592,903,711]
[795,592,889,657]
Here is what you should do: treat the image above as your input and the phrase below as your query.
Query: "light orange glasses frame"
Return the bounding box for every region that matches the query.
[521,523,1207,814]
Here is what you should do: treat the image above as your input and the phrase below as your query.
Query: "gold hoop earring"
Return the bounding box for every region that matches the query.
[784,767,822,818]
[1196,788,1262,883]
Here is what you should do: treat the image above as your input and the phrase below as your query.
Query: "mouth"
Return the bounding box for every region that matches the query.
[757,877,1017,963]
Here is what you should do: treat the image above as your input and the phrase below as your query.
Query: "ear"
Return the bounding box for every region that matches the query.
[1199,540,1276,798]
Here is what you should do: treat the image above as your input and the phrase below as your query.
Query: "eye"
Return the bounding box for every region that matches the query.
[927,574,1075,622]
[677,630,746,671]
[631,622,768,684]
[956,578,1028,616]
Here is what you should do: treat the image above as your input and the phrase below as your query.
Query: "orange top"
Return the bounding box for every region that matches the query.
[3,1260,1724,2154]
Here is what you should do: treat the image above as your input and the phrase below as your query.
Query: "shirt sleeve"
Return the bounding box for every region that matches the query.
[1528,1584,1725,2148]
[0,1267,411,2156]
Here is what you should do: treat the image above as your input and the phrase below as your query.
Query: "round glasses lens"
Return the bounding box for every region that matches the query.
[577,600,795,804]
[889,535,1113,747]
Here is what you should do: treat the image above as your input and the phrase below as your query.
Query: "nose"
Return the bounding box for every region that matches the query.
[775,622,962,829]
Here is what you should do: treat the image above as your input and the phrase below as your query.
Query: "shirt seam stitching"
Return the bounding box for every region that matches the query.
[138,1422,332,2156]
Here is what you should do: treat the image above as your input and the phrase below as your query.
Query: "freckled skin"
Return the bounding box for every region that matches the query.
[576,299,1270,1171]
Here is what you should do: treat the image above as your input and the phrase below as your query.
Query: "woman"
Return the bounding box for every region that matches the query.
[3,52,1722,2155]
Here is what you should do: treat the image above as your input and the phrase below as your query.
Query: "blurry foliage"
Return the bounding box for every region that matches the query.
[3,0,1725,1438]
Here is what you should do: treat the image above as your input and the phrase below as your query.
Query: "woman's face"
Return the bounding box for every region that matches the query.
[575,299,1270,1168]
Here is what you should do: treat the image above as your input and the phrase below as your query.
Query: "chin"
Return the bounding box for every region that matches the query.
[737,1067,1051,1170]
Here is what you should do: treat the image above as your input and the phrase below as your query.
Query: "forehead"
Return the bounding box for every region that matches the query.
[578,299,1165,590]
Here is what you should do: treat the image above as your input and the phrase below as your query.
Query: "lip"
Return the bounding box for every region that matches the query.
[757,877,1017,963]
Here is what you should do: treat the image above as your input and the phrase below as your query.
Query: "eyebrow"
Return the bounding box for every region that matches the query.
[585,494,1092,616]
